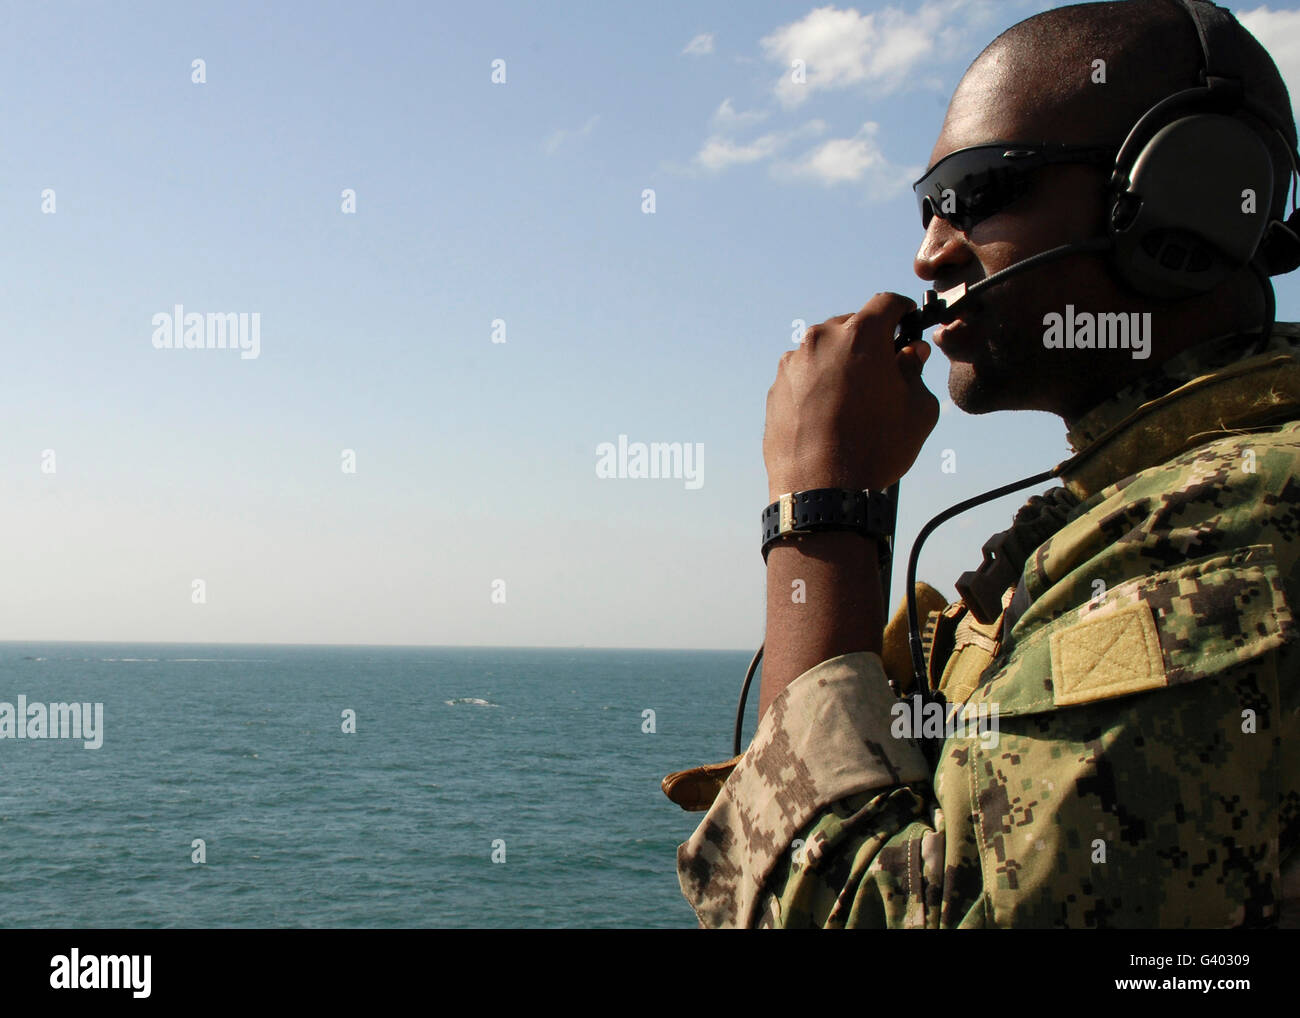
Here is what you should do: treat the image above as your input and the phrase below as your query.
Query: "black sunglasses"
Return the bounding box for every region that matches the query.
[914,142,1117,232]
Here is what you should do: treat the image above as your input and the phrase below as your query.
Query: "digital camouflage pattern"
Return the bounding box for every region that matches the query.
[676,323,1300,927]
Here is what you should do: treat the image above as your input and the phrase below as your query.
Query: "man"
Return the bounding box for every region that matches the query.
[669,0,1300,927]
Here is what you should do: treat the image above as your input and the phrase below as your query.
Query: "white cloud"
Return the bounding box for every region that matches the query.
[711,97,769,133]
[760,1,970,108]
[775,122,920,196]
[1239,6,1300,105]
[683,32,715,56]
[695,135,784,171]
[681,2,992,189]
[783,122,886,183]
[543,114,600,155]
[694,120,827,172]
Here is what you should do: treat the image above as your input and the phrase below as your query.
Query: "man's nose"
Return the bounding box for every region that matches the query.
[913,215,971,283]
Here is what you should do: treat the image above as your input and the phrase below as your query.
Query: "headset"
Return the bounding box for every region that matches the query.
[731,0,1300,757]
[902,0,1300,335]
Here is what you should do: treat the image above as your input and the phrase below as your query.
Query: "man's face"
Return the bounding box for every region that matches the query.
[913,62,1139,419]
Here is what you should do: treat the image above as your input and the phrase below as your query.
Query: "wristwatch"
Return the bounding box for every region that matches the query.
[760,487,895,565]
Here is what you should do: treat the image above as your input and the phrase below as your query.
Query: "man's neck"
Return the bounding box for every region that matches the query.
[1062,320,1285,456]
[1059,315,1269,432]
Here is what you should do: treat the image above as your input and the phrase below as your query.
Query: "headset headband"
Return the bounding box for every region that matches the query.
[1180,0,1225,80]
[1174,0,1297,156]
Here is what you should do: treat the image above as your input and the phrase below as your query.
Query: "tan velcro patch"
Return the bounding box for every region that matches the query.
[1050,600,1167,706]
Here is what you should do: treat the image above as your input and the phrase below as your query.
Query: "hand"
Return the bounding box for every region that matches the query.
[764,292,939,498]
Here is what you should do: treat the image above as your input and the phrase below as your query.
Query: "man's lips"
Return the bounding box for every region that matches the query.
[931,278,993,350]
[933,315,972,352]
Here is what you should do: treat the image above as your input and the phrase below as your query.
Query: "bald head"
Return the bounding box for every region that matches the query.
[943,0,1295,214]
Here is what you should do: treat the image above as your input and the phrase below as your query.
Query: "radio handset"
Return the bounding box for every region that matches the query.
[892,283,972,350]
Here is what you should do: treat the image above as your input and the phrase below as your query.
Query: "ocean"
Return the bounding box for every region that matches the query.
[0,643,756,928]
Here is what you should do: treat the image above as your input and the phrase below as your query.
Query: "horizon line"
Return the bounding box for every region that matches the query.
[0,638,754,653]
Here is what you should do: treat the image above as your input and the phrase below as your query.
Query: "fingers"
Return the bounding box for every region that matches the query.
[848,291,916,329]
[843,292,917,358]
[798,293,932,383]
[804,294,915,358]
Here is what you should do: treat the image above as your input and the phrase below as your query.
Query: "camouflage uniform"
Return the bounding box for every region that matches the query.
[674,323,1300,928]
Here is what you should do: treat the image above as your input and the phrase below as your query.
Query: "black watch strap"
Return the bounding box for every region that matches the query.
[761,487,896,564]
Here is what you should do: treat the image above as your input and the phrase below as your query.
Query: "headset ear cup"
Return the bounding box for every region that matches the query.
[1260,208,1300,275]
[1108,114,1274,298]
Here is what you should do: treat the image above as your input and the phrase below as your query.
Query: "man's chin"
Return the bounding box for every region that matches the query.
[947,362,1006,415]
[941,314,1063,415]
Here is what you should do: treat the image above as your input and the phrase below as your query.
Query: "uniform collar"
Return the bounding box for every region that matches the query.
[1056,322,1300,500]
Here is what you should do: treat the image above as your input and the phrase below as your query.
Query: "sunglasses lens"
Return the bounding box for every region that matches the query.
[915,147,1030,232]
[920,195,935,230]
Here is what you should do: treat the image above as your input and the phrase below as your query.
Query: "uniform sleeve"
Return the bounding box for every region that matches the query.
[675,651,940,928]
[678,423,1300,928]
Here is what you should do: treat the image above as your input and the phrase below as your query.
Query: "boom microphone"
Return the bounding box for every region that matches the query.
[892,237,1116,349]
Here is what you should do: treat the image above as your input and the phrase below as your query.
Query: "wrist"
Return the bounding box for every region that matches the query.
[767,470,889,502]
[763,529,881,561]
[760,487,896,565]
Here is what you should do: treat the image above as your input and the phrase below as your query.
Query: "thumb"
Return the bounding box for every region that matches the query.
[898,339,939,429]
[896,339,931,380]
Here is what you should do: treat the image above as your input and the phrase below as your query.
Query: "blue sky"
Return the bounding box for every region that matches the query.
[3,0,1299,648]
